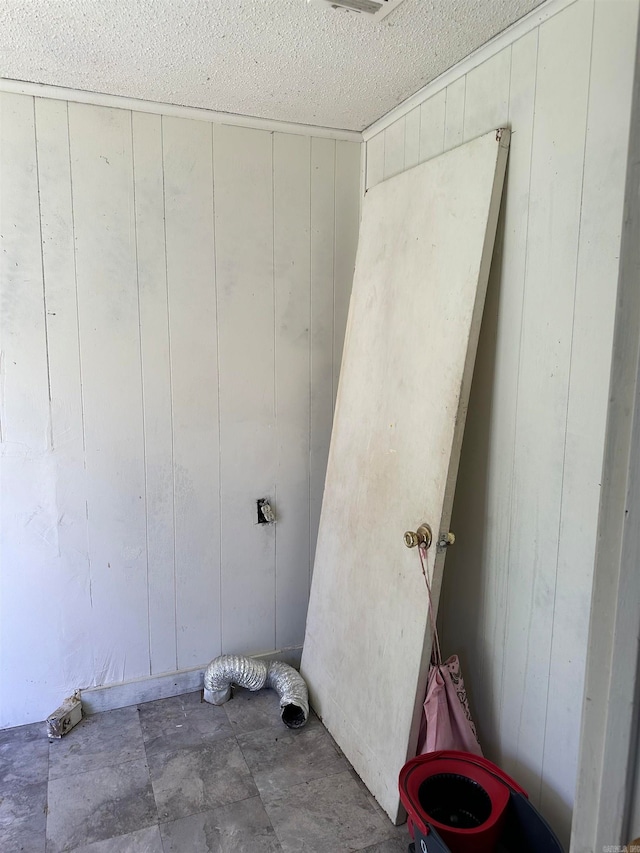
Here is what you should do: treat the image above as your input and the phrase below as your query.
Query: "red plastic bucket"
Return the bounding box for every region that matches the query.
[399,751,527,853]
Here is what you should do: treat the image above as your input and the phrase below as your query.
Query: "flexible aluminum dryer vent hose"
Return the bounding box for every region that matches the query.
[203,654,309,728]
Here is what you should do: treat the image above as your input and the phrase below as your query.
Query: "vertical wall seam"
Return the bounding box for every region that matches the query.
[538,0,596,805]
[487,42,515,714]
[403,114,409,167]
[442,88,448,151]
[332,140,337,412]
[160,115,179,672]
[461,76,468,141]
[383,125,389,179]
[419,100,428,163]
[475,46,514,705]
[308,139,314,583]
[383,127,388,180]
[499,24,540,731]
[67,101,95,679]
[506,44,514,121]
[512,27,545,773]
[307,137,313,591]
[130,112,152,676]
[362,132,368,196]
[272,131,278,651]
[32,98,54,451]
[211,123,223,656]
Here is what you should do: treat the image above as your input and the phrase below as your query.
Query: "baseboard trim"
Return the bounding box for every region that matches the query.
[80,646,303,715]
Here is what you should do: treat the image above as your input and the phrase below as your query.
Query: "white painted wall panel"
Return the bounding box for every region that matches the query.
[34,97,95,691]
[0,96,360,727]
[383,116,405,180]
[365,131,385,190]
[274,132,311,650]
[0,93,62,724]
[333,140,360,405]
[363,0,638,845]
[469,27,538,762]
[463,47,511,141]
[443,76,466,150]
[543,0,640,838]
[403,107,421,172]
[162,117,219,670]
[309,138,336,572]
[502,0,593,807]
[131,111,176,676]
[68,102,149,685]
[419,89,446,164]
[215,124,276,656]
[435,32,528,774]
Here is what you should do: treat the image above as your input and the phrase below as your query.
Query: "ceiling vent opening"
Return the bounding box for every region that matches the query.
[308,0,406,21]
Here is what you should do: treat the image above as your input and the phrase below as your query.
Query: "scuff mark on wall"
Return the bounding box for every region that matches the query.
[122,544,144,563]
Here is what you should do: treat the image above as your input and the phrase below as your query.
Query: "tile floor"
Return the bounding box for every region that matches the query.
[0,688,411,852]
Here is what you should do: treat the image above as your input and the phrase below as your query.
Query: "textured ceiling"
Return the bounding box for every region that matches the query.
[0,0,545,131]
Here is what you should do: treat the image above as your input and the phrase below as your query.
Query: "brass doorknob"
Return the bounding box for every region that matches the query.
[438,531,456,550]
[403,531,419,548]
[403,523,433,549]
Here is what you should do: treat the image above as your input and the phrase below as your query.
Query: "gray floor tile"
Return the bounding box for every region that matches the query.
[46,759,157,853]
[361,834,411,852]
[0,779,46,853]
[149,737,258,822]
[159,796,282,852]
[0,721,49,786]
[65,825,165,852]
[1,691,409,853]
[345,770,412,851]
[222,687,288,734]
[48,707,145,780]
[237,715,348,797]
[263,770,397,853]
[139,691,233,758]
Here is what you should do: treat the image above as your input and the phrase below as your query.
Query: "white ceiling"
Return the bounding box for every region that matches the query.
[0,0,545,132]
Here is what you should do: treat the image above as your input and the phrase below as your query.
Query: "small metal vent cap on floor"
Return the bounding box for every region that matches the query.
[308,0,406,21]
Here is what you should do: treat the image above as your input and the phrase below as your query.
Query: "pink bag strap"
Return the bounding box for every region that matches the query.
[418,541,442,667]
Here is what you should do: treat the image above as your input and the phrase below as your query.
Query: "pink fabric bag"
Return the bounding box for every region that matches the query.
[419,653,482,755]
[415,543,482,756]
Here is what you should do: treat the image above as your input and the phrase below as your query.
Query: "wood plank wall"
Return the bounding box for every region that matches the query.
[0,95,360,728]
[365,0,638,846]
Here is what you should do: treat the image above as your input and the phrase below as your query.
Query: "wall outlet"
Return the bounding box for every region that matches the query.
[257,498,275,524]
